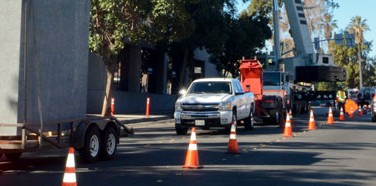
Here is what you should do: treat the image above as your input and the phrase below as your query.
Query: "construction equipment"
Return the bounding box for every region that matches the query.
[276,0,346,83]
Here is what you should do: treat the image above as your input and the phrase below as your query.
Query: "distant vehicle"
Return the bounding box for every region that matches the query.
[371,95,376,122]
[347,88,359,101]
[174,78,255,135]
[357,87,376,107]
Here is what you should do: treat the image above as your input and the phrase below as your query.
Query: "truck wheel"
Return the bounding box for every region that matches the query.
[244,111,254,130]
[175,124,188,135]
[4,152,22,161]
[80,126,101,163]
[100,127,117,160]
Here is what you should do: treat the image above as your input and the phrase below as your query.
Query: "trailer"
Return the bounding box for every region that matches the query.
[0,1,132,162]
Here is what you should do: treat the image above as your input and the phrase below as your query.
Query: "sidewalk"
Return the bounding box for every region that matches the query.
[114,114,173,124]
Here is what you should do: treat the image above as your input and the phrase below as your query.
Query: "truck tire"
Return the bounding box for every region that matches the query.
[4,152,22,161]
[80,126,101,163]
[175,124,188,135]
[244,111,254,130]
[100,127,117,160]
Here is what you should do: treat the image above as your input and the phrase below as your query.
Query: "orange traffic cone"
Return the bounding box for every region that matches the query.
[62,147,77,186]
[357,105,362,117]
[283,113,293,137]
[327,106,334,125]
[227,120,239,154]
[183,127,202,169]
[308,109,316,130]
[339,107,345,121]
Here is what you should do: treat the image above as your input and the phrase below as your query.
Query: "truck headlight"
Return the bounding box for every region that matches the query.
[219,101,232,111]
[175,102,182,111]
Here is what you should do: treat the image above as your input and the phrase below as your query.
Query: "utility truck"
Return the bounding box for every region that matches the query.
[0,1,131,163]
[174,78,255,134]
[239,58,290,127]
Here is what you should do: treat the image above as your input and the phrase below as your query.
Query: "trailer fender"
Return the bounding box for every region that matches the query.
[73,120,91,149]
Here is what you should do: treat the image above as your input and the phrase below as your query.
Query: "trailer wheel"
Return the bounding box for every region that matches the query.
[4,152,22,161]
[175,124,188,135]
[80,126,101,163]
[100,127,117,160]
[244,111,254,130]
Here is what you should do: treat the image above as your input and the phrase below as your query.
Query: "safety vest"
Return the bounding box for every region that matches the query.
[336,90,346,103]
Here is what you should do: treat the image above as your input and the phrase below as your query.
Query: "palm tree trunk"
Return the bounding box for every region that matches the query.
[358,45,363,89]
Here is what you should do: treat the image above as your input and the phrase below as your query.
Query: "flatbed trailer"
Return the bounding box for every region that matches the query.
[0,116,133,162]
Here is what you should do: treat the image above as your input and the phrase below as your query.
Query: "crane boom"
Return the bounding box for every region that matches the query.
[274,0,346,82]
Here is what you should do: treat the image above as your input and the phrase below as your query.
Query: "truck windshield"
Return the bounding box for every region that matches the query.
[263,72,281,86]
[188,82,232,94]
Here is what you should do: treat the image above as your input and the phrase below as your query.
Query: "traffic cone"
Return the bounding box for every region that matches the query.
[363,105,368,115]
[327,106,334,125]
[183,127,202,169]
[227,120,239,154]
[357,105,362,117]
[339,107,345,121]
[308,109,316,130]
[283,113,293,138]
[62,147,77,186]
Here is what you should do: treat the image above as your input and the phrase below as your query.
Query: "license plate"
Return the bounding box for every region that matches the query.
[195,120,205,126]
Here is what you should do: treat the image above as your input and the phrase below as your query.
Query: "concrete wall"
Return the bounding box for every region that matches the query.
[193,48,221,77]
[87,90,176,115]
[0,1,90,132]
[87,52,176,114]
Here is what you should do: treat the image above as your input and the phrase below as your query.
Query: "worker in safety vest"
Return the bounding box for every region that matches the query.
[336,86,347,112]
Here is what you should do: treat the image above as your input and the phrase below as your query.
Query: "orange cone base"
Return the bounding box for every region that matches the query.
[283,129,293,137]
[339,115,345,121]
[183,150,203,169]
[308,124,316,130]
[227,140,239,154]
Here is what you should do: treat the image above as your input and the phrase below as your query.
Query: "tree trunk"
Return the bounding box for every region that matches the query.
[358,45,363,89]
[179,49,190,88]
[101,62,115,117]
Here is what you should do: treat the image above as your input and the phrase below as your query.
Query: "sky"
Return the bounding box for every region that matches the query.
[332,0,376,57]
[236,0,376,57]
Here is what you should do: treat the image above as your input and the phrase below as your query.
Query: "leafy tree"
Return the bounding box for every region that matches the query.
[210,12,272,77]
[168,0,239,87]
[90,0,192,116]
[90,0,127,116]
[329,41,357,88]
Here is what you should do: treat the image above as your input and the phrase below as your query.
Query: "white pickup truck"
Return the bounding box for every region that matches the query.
[174,78,255,135]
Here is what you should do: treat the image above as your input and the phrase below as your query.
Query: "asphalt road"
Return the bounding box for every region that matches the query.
[1,107,376,186]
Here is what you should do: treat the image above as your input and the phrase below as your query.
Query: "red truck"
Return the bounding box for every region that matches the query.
[239,58,290,127]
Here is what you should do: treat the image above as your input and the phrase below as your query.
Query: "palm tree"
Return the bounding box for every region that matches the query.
[347,16,370,89]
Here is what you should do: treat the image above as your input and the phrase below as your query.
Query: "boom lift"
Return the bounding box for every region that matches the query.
[239,0,346,126]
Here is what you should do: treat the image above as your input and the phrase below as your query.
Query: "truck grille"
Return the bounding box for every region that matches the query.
[182,103,219,111]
